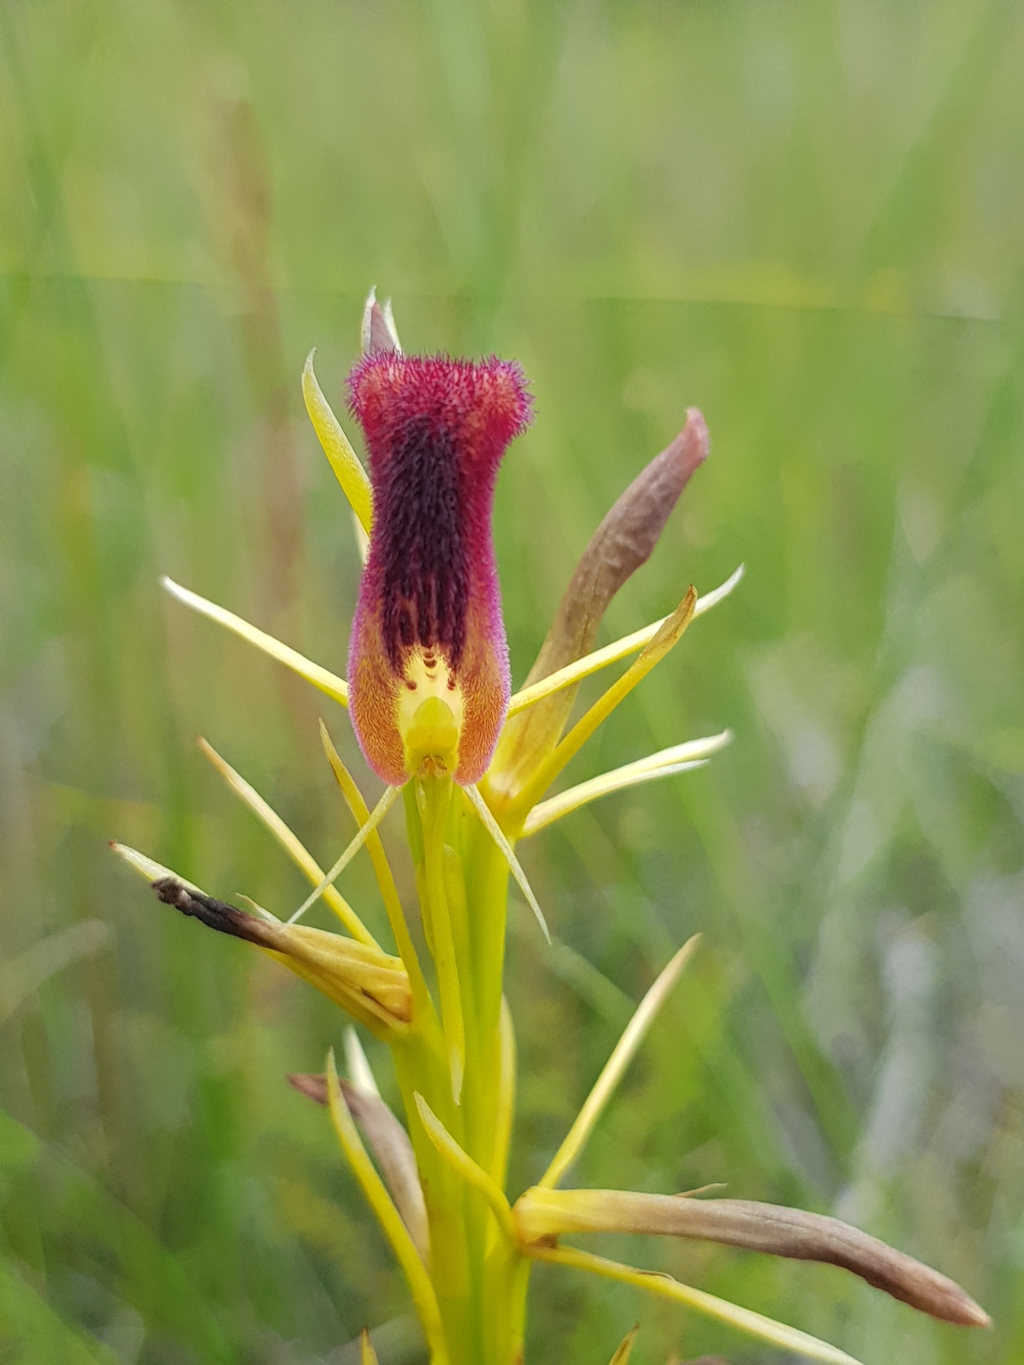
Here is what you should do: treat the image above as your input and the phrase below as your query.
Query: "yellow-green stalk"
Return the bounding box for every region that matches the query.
[112,291,989,1365]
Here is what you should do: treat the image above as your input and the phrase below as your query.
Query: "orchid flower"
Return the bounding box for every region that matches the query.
[112,292,989,1365]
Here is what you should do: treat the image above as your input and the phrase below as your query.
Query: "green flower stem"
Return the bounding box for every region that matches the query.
[392,1040,475,1365]
[418,776,467,1106]
[462,809,529,1364]
[463,811,513,1044]
[481,1244,531,1365]
[395,778,529,1365]
[401,782,478,1363]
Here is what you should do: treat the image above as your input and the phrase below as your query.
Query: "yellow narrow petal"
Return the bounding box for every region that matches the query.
[606,1326,639,1365]
[506,566,744,718]
[319,724,413,952]
[289,785,400,925]
[537,936,700,1190]
[110,841,202,891]
[326,1053,448,1361]
[489,997,517,1189]
[198,738,378,947]
[414,1093,517,1244]
[320,723,437,1032]
[522,732,732,837]
[161,576,348,707]
[527,1244,864,1365]
[303,350,374,533]
[463,785,549,942]
[344,1026,381,1097]
[513,589,698,818]
[360,1329,380,1365]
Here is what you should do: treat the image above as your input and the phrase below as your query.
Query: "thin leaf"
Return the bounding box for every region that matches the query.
[464,783,549,941]
[162,575,348,706]
[0,921,110,1026]
[511,589,698,824]
[527,1244,865,1365]
[319,721,426,989]
[325,1052,448,1362]
[165,879,409,1025]
[289,785,400,924]
[117,857,411,1035]
[361,1328,381,1365]
[505,566,744,720]
[537,936,700,1190]
[285,1072,430,1263]
[199,737,377,946]
[489,997,517,1189]
[522,731,732,836]
[302,349,374,533]
[414,1093,517,1242]
[607,1325,639,1365]
[110,840,203,891]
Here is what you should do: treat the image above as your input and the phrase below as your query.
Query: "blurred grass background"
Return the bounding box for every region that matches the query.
[2,1,1024,1362]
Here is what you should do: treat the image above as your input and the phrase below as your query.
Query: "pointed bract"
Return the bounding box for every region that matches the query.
[162,575,349,705]
[302,353,374,534]
[150,874,411,1035]
[527,1244,865,1365]
[360,1329,381,1365]
[344,1079,431,1263]
[515,1188,990,1328]
[198,736,377,945]
[362,286,403,355]
[538,937,700,1190]
[606,1326,639,1365]
[325,1052,447,1358]
[493,410,708,795]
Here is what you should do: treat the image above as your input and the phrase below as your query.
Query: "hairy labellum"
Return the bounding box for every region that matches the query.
[347,353,531,785]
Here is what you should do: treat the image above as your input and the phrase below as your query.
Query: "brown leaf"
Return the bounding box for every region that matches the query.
[530,409,709,685]
[493,411,708,794]
[361,288,401,355]
[288,1072,429,1264]
[514,1187,990,1328]
[152,877,270,944]
[288,1071,329,1105]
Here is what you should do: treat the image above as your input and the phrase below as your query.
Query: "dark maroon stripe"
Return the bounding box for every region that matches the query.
[374,414,469,673]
